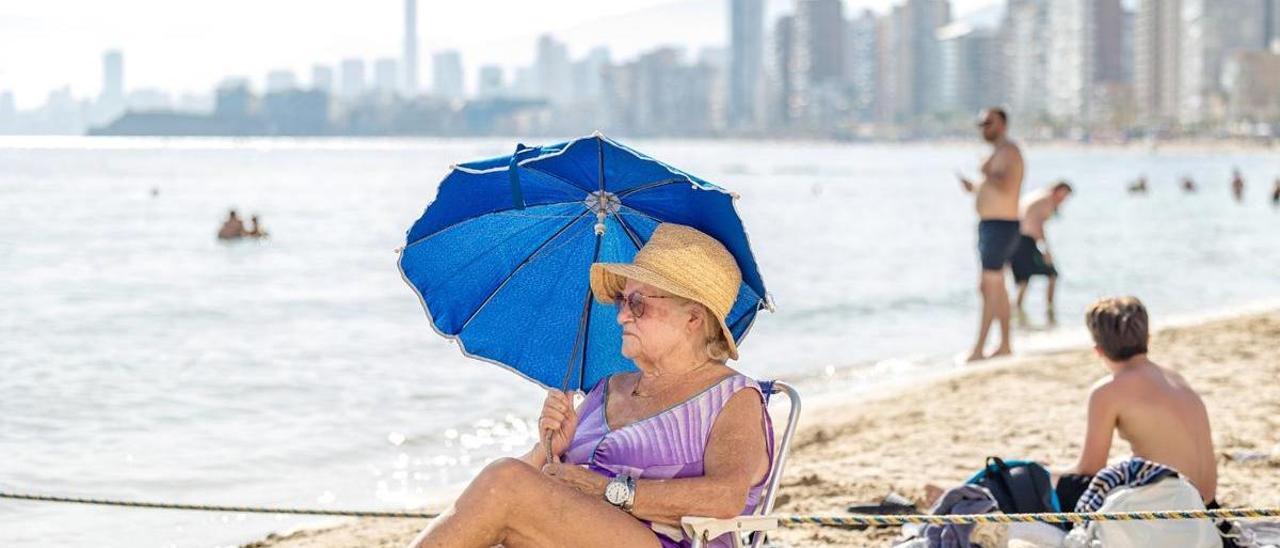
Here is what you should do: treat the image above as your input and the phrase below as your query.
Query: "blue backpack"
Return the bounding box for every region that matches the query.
[966,456,1060,514]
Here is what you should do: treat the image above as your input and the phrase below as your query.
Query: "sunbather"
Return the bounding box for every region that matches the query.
[409,223,774,548]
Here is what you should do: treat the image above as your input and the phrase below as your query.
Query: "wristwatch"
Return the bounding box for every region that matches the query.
[604,473,636,511]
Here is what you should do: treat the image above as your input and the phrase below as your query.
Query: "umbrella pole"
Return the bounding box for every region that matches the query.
[546,137,608,467]
[543,237,601,465]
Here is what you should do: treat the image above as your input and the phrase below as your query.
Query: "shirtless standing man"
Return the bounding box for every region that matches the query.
[958,107,1024,362]
[1055,296,1218,509]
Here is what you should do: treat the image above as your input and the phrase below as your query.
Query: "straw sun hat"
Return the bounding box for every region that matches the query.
[589,223,742,360]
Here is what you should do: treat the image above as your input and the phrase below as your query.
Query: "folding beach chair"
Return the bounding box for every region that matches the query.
[682,380,802,548]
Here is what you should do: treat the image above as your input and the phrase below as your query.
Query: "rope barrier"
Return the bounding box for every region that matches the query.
[780,507,1280,527]
[3,490,1278,528]
[0,492,439,519]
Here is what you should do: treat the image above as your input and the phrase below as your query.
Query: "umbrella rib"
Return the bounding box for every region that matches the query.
[616,178,684,198]
[609,209,645,251]
[597,137,606,193]
[403,201,586,251]
[456,209,591,333]
[523,165,596,194]
[615,204,666,228]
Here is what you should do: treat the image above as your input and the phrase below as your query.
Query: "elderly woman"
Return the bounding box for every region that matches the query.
[410,223,774,548]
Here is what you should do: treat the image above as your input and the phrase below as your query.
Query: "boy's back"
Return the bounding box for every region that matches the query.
[1098,361,1217,502]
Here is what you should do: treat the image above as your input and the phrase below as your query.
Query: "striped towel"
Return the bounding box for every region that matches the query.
[1074,457,1178,513]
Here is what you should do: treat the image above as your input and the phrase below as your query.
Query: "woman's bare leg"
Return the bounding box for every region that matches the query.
[410,458,662,548]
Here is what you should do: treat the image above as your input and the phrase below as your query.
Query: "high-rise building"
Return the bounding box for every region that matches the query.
[767,15,795,127]
[432,50,465,101]
[102,50,124,103]
[403,0,420,94]
[1121,9,1136,82]
[96,50,126,125]
[621,47,716,136]
[875,8,902,125]
[1045,0,1123,127]
[477,65,505,98]
[698,46,730,132]
[937,22,1000,117]
[1133,0,1181,127]
[511,67,536,98]
[1268,0,1280,49]
[267,69,298,93]
[340,58,367,98]
[790,0,847,126]
[1222,49,1280,123]
[571,47,611,104]
[1046,0,1087,125]
[1179,0,1269,125]
[214,79,253,120]
[311,65,334,93]
[728,0,765,130]
[879,0,950,124]
[791,0,846,86]
[1004,0,1050,124]
[43,86,85,134]
[903,0,951,119]
[374,58,399,94]
[1094,0,1126,82]
[535,35,572,103]
[847,10,879,123]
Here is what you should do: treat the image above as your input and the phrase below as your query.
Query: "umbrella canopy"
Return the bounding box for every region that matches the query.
[399,133,771,392]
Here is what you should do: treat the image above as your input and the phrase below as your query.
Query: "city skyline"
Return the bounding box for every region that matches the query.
[4,0,1274,139]
[0,0,1000,109]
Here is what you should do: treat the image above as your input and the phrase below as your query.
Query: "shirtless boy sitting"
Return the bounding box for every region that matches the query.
[1056,296,1218,510]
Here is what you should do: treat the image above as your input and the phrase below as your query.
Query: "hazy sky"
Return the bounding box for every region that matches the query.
[0,0,997,109]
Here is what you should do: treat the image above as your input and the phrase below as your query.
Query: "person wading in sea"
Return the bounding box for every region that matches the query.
[957,107,1024,362]
[1013,181,1072,325]
[217,209,246,240]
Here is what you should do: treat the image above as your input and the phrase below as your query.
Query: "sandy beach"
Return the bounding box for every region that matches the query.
[247,310,1280,547]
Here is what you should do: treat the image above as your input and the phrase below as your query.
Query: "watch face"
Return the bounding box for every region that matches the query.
[605,481,627,505]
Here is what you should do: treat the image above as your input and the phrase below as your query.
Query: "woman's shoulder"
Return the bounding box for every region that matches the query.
[715,367,762,392]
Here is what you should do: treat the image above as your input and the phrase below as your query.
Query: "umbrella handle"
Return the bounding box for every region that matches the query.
[543,430,557,464]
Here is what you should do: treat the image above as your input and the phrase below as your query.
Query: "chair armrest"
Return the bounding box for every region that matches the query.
[681,515,779,548]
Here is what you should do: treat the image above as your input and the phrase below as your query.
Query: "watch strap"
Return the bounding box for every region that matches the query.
[621,474,637,511]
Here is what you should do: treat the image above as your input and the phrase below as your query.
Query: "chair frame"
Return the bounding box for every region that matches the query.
[681,380,801,548]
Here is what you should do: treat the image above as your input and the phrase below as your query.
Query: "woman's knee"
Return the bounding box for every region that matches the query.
[466,458,540,502]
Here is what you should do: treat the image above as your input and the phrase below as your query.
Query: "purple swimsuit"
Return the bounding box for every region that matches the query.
[563,373,775,548]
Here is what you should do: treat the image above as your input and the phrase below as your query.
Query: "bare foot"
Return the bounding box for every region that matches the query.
[965,350,988,363]
[989,346,1012,359]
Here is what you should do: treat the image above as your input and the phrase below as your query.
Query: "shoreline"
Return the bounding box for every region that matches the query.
[1,134,1276,153]
[244,308,1280,547]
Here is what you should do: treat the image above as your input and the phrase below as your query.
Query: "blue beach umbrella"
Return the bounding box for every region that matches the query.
[398,133,772,392]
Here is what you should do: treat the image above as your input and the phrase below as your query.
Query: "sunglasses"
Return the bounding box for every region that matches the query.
[612,292,672,319]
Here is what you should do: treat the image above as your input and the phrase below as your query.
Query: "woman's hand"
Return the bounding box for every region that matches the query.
[542,462,607,498]
[538,389,577,460]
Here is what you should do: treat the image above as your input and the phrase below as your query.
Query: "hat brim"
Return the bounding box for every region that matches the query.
[589,263,740,360]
